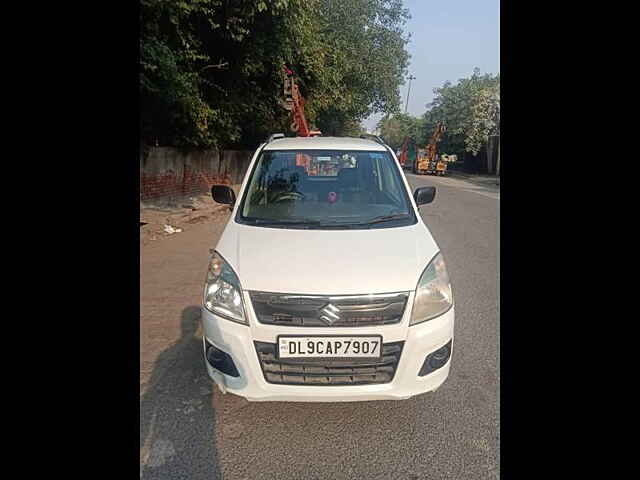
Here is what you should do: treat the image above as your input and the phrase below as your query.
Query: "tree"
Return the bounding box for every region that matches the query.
[140,0,411,149]
[422,68,500,159]
[140,0,408,148]
[377,113,424,150]
[466,84,500,155]
[140,0,319,149]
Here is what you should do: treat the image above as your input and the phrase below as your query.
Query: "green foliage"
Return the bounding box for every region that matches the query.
[466,84,500,155]
[371,69,501,159]
[423,68,500,156]
[307,0,410,134]
[376,113,424,150]
[140,0,411,149]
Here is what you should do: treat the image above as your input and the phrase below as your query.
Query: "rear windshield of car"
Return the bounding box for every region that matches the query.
[236,149,416,229]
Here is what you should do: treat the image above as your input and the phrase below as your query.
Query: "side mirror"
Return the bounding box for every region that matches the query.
[211,185,236,207]
[414,186,436,206]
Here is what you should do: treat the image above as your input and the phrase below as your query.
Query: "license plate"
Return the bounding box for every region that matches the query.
[277,336,382,359]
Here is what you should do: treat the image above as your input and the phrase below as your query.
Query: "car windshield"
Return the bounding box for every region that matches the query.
[238,149,416,229]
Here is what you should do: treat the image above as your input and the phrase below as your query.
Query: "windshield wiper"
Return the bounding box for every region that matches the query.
[249,218,322,228]
[248,215,410,229]
[315,214,411,229]
[361,214,411,225]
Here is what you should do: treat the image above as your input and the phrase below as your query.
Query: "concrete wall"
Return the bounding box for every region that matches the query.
[140,147,253,201]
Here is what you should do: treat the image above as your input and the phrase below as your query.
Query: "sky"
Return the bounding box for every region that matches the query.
[363,0,500,133]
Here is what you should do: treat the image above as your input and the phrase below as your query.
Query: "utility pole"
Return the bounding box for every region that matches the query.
[405,75,416,114]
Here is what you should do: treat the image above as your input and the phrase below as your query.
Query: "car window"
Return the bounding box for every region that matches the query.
[238,149,416,229]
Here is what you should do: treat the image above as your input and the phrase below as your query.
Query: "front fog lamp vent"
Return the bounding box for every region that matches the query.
[418,340,452,377]
[205,339,240,378]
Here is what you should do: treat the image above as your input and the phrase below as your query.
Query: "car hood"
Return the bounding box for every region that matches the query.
[215,221,439,295]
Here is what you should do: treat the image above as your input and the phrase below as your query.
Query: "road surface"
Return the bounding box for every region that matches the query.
[140,172,500,479]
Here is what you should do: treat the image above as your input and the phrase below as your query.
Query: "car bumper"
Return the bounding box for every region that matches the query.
[201,292,454,402]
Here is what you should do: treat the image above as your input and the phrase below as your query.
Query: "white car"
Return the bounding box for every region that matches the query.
[202,135,454,402]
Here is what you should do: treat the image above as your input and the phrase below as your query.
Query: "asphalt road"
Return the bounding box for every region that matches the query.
[140,172,500,479]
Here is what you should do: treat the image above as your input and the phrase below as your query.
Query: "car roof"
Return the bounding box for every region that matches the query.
[263,136,388,152]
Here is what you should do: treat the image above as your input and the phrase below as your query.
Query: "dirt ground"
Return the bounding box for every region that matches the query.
[139,187,239,246]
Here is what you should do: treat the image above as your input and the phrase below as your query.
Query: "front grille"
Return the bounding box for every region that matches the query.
[254,341,404,385]
[249,291,409,327]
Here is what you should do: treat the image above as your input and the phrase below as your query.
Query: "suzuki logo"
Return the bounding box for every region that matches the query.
[320,303,341,325]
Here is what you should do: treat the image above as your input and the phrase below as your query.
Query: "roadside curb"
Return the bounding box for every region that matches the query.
[405,169,500,187]
[448,171,500,186]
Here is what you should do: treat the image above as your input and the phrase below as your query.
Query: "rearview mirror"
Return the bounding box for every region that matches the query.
[211,185,236,207]
[414,186,436,206]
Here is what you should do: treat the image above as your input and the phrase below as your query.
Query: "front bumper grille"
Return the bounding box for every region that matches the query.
[249,291,409,327]
[254,341,404,385]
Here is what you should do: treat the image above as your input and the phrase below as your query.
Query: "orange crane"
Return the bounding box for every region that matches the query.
[282,66,321,137]
[281,66,321,173]
[416,122,446,175]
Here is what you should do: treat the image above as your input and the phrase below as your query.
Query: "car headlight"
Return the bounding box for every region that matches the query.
[410,252,453,325]
[203,251,247,325]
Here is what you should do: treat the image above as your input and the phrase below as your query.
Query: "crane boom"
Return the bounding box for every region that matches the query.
[416,122,446,174]
[282,66,321,137]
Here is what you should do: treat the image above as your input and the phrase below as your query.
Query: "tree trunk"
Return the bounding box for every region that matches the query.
[487,140,494,174]
[496,138,500,176]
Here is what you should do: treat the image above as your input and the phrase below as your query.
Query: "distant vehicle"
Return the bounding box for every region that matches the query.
[397,136,416,170]
[203,134,455,402]
[415,122,448,176]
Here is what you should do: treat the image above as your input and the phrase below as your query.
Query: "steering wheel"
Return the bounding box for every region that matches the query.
[272,191,306,203]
